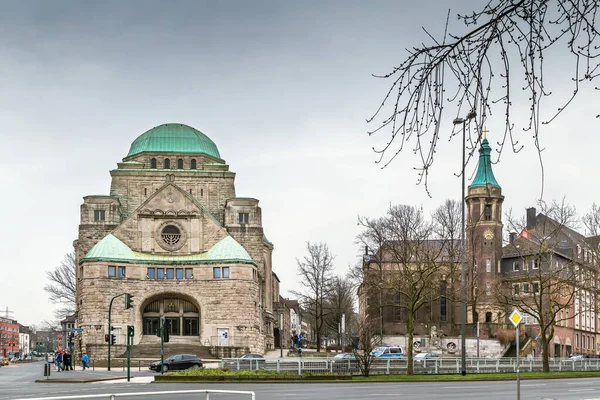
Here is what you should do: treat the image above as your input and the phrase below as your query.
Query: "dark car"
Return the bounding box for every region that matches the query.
[223,353,265,370]
[148,354,202,372]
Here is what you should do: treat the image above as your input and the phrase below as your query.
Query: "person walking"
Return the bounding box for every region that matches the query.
[63,351,73,371]
[55,351,63,372]
[81,352,89,371]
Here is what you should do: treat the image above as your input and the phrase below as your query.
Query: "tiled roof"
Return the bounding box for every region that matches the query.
[82,234,254,265]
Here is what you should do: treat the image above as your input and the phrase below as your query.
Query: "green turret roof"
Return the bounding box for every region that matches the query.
[469,139,501,189]
[82,234,254,265]
[126,123,222,160]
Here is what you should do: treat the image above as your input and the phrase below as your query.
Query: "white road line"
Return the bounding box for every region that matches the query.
[441,386,490,389]
[569,388,597,392]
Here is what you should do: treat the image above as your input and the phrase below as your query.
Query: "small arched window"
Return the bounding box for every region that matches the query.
[177,159,183,169]
[150,158,157,168]
[144,188,147,196]
[191,159,197,169]
[485,312,492,323]
[164,158,171,169]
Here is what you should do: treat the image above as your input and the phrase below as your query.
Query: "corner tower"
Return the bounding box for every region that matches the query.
[465,138,504,326]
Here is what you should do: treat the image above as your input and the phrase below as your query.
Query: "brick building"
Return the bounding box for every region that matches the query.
[360,138,600,358]
[0,317,19,357]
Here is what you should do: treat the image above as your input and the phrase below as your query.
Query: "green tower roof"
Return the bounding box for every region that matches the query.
[469,138,501,189]
[126,123,222,159]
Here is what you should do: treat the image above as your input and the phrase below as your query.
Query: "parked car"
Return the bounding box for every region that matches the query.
[148,354,202,372]
[564,354,586,362]
[223,354,265,370]
[330,353,357,372]
[0,357,8,366]
[414,352,439,364]
[370,346,404,358]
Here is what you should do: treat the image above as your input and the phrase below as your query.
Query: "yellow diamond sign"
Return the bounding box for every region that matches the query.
[509,309,523,327]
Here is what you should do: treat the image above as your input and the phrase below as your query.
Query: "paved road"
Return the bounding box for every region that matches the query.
[4,361,600,399]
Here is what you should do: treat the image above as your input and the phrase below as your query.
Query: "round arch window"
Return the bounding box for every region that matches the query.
[156,221,187,251]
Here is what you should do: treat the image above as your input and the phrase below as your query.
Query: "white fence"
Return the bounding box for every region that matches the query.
[17,390,255,400]
[221,357,600,375]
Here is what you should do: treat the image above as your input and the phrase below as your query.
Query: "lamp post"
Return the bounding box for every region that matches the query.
[453,110,476,376]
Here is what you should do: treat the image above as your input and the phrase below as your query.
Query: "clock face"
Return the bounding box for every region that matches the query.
[483,229,494,240]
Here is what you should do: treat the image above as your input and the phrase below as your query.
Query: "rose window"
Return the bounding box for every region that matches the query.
[161,225,181,246]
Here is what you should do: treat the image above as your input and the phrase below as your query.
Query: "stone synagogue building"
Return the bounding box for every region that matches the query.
[74,123,277,358]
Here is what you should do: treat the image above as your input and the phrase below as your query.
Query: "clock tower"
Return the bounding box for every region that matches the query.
[465,138,504,325]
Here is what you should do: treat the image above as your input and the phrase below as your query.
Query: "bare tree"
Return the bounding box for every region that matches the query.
[291,242,336,352]
[495,199,584,372]
[355,215,390,341]
[368,1,599,195]
[583,203,600,236]
[349,312,380,377]
[44,252,76,319]
[384,205,451,374]
[323,276,355,346]
[359,205,452,374]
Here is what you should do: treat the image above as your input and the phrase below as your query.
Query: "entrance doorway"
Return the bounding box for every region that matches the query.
[142,297,200,337]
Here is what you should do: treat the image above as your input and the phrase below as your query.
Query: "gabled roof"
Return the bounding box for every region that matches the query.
[82,234,255,265]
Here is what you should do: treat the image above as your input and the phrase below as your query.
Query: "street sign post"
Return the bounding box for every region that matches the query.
[510,309,523,400]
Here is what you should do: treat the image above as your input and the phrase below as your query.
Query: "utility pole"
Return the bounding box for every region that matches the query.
[2,307,14,319]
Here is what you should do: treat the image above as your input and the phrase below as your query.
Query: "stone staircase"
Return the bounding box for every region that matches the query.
[118,336,215,360]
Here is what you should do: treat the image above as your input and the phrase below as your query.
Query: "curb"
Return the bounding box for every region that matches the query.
[35,377,128,384]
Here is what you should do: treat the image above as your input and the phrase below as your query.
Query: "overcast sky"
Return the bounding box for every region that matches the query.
[1,0,597,327]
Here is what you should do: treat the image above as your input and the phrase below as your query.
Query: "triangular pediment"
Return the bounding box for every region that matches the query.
[111,183,231,255]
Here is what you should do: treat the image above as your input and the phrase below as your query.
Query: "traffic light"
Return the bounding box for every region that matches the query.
[164,327,170,343]
[111,334,116,345]
[104,334,109,343]
[125,293,134,309]
[127,325,134,337]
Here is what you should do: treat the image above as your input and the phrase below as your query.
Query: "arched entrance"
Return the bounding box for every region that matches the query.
[142,297,200,337]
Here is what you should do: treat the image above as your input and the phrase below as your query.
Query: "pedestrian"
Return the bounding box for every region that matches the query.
[64,351,73,371]
[81,352,89,371]
[297,347,302,358]
[55,351,63,372]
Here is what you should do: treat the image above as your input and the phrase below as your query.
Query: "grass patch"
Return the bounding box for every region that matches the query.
[169,368,300,377]
[352,370,600,381]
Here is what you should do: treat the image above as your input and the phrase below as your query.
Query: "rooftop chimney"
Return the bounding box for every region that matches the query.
[526,207,537,230]
[509,232,517,244]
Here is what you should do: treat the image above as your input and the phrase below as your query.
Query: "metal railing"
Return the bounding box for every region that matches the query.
[17,389,255,400]
[221,356,600,375]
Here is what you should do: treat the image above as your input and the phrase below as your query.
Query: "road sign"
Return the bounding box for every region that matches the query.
[71,328,84,332]
[510,309,523,327]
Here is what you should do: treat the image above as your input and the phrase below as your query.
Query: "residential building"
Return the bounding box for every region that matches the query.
[0,318,19,357]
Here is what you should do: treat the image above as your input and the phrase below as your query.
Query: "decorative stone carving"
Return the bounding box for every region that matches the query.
[155,220,187,251]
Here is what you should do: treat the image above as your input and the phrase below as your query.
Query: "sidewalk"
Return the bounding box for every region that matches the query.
[35,365,156,384]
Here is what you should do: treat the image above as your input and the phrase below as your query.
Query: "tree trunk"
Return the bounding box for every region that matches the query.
[541,335,549,372]
[407,311,415,375]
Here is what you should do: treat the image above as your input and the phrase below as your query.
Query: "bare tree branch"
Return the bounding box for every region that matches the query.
[44,253,76,319]
[368,0,600,196]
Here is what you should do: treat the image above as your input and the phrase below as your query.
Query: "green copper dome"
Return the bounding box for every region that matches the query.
[126,123,221,159]
[469,138,501,189]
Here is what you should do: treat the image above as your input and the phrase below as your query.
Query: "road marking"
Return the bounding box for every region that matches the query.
[442,386,490,389]
[569,388,596,392]
[521,383,547,387]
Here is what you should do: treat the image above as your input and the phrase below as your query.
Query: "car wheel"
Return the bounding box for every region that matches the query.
[162,365,169,373]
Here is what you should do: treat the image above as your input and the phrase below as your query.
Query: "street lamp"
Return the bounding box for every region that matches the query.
[453,110,476,376]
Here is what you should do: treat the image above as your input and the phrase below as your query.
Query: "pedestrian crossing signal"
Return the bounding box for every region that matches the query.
[104,334,109,343]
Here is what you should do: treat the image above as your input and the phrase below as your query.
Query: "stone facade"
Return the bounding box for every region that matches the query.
[74,124,277,359]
